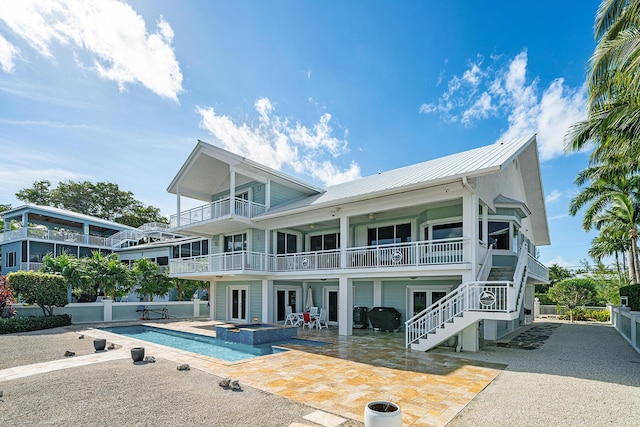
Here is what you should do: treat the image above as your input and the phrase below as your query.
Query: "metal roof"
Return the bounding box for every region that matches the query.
[265,135,536,214]
[1,204,137,230]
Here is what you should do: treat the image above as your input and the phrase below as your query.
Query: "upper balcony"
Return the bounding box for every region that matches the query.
[169,237,468,277]
[0,227,111,247]
[169,197,267,235]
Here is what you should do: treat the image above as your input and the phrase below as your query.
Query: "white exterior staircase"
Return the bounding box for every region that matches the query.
[106,222,178,248]
[405,243,529,352]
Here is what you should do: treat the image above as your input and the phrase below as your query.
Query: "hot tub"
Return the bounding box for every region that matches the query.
[215,323,298,345]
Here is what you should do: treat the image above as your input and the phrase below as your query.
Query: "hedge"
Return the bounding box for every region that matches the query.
[620,284,640,311]
[0,314,72,334]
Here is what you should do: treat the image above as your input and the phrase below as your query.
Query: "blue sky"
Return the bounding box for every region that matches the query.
[0,1,602,268]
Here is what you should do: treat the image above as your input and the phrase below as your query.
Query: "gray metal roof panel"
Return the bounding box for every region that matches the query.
[262,135,534,215]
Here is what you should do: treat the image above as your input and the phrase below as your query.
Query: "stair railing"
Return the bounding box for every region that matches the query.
[405,242,530,349]
[510,242,529,313]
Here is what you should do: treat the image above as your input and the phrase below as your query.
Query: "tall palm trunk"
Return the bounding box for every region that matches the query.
[630,228,640,284]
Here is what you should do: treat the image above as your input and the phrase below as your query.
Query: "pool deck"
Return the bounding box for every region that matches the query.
[0,320,505,426]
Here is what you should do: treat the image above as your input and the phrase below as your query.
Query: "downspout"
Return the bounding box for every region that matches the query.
[462,176,475,194]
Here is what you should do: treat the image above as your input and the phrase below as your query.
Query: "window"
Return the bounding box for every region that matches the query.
[431,222,462,240]
[488,222,510,250]
[368,223,411,246]
[276,232,297,254]
[310,233,340,251]
[225,233,246,252]
[6,252,17,268]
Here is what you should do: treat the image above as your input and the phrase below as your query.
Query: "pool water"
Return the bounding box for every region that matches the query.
[101,325,287,362]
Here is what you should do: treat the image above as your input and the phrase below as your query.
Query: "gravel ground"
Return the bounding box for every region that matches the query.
[1,320,638,427]
[446,320,640,426]
[0,327,362,427]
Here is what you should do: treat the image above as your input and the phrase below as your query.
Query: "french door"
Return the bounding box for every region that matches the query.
[276,287,300,322]
[228,286,248,322]
[324,287,339,325]
[409,288,449,317]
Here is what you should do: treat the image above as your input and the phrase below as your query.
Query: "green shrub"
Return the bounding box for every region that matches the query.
[559,307,588,321]
[558,307,610,322]
[586,309,610,322]
[0,314,72,334]
[535,292,554,305]
[7,271,67,316]
[620,285,640,310]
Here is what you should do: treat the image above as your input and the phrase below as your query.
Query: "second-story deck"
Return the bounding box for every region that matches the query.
[170,198,266,227]
[169,238,469,276]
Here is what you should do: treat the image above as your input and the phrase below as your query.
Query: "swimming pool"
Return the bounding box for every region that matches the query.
[101,325,287,362]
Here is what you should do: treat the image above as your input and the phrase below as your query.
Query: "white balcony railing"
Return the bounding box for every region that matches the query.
[0,227,112,247]
[272,249,341,272]
[527,253,549,282]
[346,238,465,269]
[169,238,467,275]
[169,197,267,228]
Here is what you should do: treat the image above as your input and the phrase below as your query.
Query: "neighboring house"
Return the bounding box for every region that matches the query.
[166,135,550,352]
[0,204,208,300]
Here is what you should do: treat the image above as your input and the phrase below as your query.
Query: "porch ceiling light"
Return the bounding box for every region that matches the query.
[368,213,375,220]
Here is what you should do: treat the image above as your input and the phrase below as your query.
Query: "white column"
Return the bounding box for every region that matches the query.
[462,192,478,281]
[338,276,353,336]
[22,212,28,228]
[339,215,348,269]
[461,322,479,351]
[261,279,273,323]
[103,298,113,322]
[265,179,271,210]
[176,192,181,227]
[229,167,236,214]
[209,280,216,320]
[481,204,488,247]
[373,279,382,307]
[193,298,201,318]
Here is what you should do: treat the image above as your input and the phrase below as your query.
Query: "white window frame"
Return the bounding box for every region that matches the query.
[227,285,250,322]
[421,216,463,241]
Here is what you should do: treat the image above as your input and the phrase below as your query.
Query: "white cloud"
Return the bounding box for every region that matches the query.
[0,0,183,101]
[545,189,562,204]
[196,98,361,187]
[0,34,19,72]
[544,255,573,268]
[0,167,91,206]
[420,49,587,161]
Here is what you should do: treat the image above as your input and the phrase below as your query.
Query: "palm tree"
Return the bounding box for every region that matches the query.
[569,172,640,283]
[565,0,640,169]
[588,230,629,283]
[132,258,172,302]
[40,252,91,301]
[603,193,640,283]
[87,251,131,300]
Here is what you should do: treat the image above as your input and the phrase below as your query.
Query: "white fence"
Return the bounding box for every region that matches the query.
[611,305,640,355]
[12,299,210,324]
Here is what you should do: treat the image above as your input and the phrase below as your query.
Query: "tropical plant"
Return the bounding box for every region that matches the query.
[86,251,131,300]
[40,252,92,301]
[548,278,598,322]
[7,271,67,316]
[173,278,208,301]
[132,258,172,302]
[0,275,16,318]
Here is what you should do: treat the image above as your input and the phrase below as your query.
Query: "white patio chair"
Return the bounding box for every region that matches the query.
[318,308,329,329]
[302,312,320,329]
[284,305,298,325]
[310,306,319,316]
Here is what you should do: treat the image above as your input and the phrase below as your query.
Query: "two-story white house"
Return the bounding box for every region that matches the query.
[167,134,550,352]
